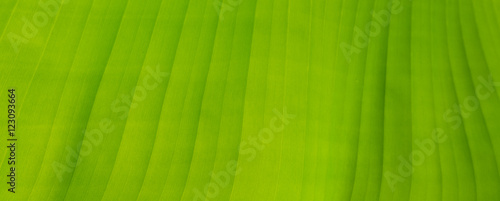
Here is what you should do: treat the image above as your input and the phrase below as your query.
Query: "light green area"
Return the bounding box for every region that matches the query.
[0,0,499,200]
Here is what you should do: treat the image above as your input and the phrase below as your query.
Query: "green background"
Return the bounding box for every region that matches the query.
[1,0,500,200]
